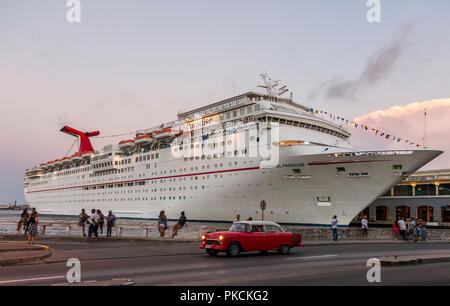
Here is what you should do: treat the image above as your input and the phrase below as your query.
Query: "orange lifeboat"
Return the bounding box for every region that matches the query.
[118,139,135,150]
[62,156,71,165]
[40,163,48,170]
[153,128,183,140]
[46,161,55,168]
[71,153,82,162]
[81,151,93,160]
[53,159,63,167]
[134,135,153,145]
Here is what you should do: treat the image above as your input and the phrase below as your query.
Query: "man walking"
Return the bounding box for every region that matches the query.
[331,215,338,242]
[398,217,407,240]
[106,210,116,237]
[87,209,100,241]
[361,215,369,238]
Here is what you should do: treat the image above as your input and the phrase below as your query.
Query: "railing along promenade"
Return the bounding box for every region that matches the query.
[0,221,190,238]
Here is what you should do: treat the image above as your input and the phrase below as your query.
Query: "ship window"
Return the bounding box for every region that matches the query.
[393,165,402,171]
[247,106,252,114]
[254,105,260,111]
[336,167,346,172]
[226,112,231,119]
[240,108,245,116]
[233,110,237,117]
[316,196,331,206]
[292,169,301,174]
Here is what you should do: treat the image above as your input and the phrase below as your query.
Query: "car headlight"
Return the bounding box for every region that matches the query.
[219,235,224,241]
[202,235,206,240]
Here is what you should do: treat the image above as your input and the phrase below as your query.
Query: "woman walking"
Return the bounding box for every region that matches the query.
[26,208,38,245]
[97,210,105,234]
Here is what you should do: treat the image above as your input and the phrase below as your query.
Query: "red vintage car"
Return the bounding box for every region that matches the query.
[200,221,302,257]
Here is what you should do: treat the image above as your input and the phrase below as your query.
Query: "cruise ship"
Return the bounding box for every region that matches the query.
[24,75,442,225]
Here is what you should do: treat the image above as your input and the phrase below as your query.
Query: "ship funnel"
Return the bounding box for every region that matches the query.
[60,126,100,154]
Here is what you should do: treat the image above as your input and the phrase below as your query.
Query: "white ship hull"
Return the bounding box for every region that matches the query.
[24,147,441,225]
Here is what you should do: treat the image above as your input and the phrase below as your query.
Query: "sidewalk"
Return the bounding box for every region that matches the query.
[0,241,52,266]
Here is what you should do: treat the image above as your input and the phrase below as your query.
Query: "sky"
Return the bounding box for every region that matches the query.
[1,0,450,204]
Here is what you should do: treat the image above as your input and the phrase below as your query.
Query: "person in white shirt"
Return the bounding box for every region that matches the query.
[331,216,338,241]
[361,215,369,238]
[87,208,100,241]
[397,218,407,240]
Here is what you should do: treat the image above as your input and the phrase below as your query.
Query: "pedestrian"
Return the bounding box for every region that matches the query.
[158,210,168,237]
[247,217,253,221]
[405,219,411,240]
[410,218,417,241]
[78,209,89,237]
[234,215,240,222]
[393,217,400,240]
[87,209,100,241]
[26,208,38,245]
[106,210,116,237]
[17,209,29,234]
[331,215,338,242]
[172,211,187,238]
[419,219,427,241]
[361,215,369,238]
[97,209,105,234]
[398,217,407,240]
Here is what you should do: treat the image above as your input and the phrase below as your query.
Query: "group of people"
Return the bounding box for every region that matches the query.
[234,214,253,222]
[157,210,187,238]
[394,217,427,241]
[78,209,117,240]
[16,208,39,245]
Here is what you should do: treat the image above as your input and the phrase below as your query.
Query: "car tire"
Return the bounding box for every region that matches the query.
[206,249,219,256]
[278,245,290,255]
[226,242,241,257]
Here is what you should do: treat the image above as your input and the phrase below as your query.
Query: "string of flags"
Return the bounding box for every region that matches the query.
[309,108,429,149]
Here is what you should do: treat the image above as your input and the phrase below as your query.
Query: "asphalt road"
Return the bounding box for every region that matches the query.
[1,239,449,286]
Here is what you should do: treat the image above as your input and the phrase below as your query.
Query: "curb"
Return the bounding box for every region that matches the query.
[52,279,135,286]
[0,242,52,266]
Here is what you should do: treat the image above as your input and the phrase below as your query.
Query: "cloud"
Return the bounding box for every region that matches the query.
[308,24,413,101]
[352,98,450,170]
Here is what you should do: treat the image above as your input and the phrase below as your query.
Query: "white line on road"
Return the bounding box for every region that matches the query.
[285,254,338,260]
[0,275,64,284]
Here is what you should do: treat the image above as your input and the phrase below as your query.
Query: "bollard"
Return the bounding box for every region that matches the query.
[40,225,46,235]
[142,228,148,238]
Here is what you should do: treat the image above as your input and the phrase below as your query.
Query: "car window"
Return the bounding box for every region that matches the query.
[251,225,265,233]
[265,225,282,233]
[229,223,249,232]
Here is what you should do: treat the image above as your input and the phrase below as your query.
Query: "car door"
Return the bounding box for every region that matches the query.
[264,225,283,250]
[248,225,268,251]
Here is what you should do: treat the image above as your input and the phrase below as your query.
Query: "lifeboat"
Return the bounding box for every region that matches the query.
[153,128,183,140]
[53,159,63,167]
[71,153,82,162]
[62,156,71,165]
[47,161,55,168]
[118,139,135,150]
[134,135,153,145]
[81,151,93,160]
[40,163,48,170]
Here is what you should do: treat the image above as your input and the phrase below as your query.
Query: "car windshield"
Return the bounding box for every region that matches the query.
[229,223,250,232]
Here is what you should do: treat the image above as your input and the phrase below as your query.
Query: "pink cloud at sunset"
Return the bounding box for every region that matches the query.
[352,98,450,170]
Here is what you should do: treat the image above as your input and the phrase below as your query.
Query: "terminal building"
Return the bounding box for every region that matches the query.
[353,169,450,226]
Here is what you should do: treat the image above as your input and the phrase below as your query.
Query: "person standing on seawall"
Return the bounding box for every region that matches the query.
[331,215,338,242]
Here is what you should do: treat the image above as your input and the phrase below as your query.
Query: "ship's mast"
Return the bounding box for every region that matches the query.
[258,73,289,98]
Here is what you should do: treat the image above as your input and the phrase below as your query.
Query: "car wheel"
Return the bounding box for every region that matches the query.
[226,242,240,257]
[206,249,219,256]
[278,245,290,255]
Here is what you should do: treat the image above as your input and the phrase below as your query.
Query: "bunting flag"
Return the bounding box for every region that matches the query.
[309,107,429,149]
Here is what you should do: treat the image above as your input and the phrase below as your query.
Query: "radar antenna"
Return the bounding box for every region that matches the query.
[258,73,289,98]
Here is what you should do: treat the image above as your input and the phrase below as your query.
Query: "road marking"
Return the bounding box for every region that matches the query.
[285,254,338,260]
[0,275,64,284]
